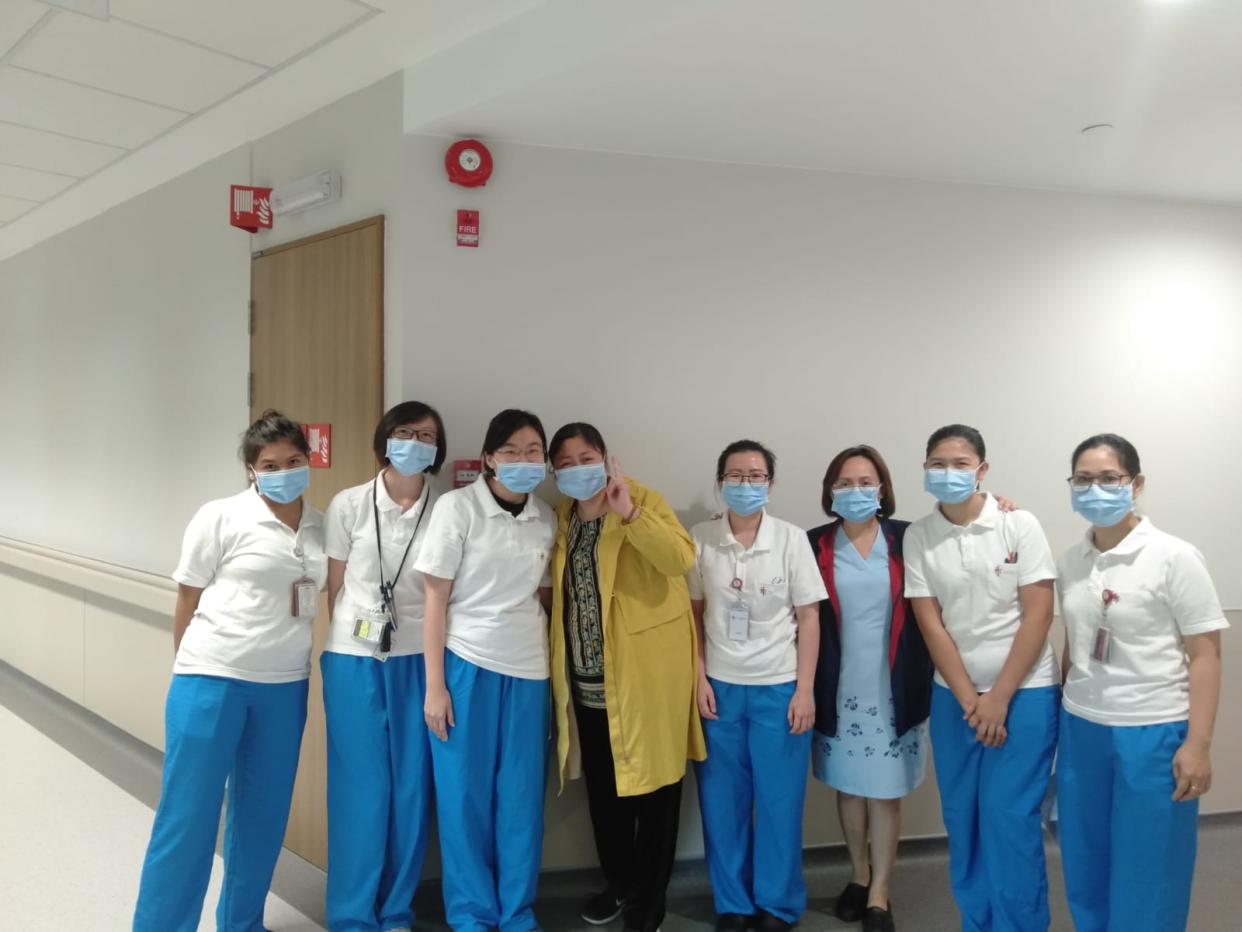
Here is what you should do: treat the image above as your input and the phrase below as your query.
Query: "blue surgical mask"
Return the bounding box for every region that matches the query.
[555,463,608,501]
[386,437,437,476]
[721,481,768,516]
[832,486,881,523]
[923,468,978,505]
[1072,484,1133,528]
[254,465,309,504]
[495,461,546,494]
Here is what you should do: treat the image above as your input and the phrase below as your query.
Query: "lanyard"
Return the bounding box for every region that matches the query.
[373,477,429,632]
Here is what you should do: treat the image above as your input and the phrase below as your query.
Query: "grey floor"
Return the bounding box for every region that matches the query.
[2,660,1238,932]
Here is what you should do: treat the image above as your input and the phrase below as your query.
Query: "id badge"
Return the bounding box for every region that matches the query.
[353,607,390,658]
[1091,626,1113,664]
[728,602,750,642]
[292,577,318,618]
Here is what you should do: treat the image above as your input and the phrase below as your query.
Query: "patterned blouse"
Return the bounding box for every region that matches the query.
[564,510,606,709]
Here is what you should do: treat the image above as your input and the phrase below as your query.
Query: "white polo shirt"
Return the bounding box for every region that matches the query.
[687,511,827,686]
[173,486,328,684]
[324,471,437,657]
[904,494,1059,692]
[1058,518,1228,726]
[413,477,555,680]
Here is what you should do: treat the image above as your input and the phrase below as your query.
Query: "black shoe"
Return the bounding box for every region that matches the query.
[862,905,895,932]
[833,882,870,922]
[581,888,629,925]
[714,915,751,932]
[753,910,794,932]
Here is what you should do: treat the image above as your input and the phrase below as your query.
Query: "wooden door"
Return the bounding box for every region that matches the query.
[250,215,384,867]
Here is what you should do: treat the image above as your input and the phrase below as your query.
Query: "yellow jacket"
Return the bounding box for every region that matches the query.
[550,479,706,797]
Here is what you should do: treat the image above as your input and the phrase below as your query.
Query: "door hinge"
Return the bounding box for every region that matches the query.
[248,372,254,409]
[248,300,255,335]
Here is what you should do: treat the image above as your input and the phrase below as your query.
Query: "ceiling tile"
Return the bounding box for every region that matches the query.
[0,1,46,58]
[12,13,266,112]
[0,68,184,149]
[0,194,38,223]
[0,122,125,176]
[0,162,76,200]
[112,0,369,68]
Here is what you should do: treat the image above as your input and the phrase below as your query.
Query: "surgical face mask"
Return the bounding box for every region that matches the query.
[832,486,881,523]
[386,437,437,476]
[254,465,310,504]
[721,481,768,516]
[1072,483,1134,528]
[495,461,546,494]
[555,463,608,501]
[923,467,978,505]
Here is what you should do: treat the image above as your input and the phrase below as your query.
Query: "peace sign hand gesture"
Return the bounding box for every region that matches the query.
[605,455,635,519]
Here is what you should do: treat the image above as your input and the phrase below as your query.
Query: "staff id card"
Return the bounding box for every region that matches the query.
[728,602,750,642]
[292,577,318,618]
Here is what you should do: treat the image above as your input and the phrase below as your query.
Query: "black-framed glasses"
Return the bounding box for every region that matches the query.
[722,472,770,485]
[1067,474,1131,492]
[392,427,438,444]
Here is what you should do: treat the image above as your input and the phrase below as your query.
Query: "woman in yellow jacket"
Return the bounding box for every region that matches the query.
[549,422,706,932]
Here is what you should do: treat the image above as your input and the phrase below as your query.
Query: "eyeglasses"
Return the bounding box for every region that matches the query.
[1067,474,1131,492]
[831,480,880,491]
[722,472,770,485]
[392,427,438,444]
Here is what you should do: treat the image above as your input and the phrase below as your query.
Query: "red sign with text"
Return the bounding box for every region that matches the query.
[457,209,479,247]
[230,185,273,233]
[302,423,331,468]
[453,459,481,488]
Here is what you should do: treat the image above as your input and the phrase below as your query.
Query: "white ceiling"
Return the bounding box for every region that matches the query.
[0,0,380,230]
[407,0,1242,205]
[2,0,1241,260]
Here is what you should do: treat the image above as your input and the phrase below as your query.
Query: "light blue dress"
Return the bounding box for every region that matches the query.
[812,529,926,798]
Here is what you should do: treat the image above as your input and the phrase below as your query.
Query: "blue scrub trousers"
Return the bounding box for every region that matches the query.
[1056,710,1198,932]
[321,652,433,932]
[696,679,811,924]
[429,651,550,932]
[133,673,308,932]
[929,683,1059,932]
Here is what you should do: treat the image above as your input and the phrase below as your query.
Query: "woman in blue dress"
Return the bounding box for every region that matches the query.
[808,446,934,932]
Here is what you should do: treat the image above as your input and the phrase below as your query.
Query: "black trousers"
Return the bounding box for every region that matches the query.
[575,703,683,932]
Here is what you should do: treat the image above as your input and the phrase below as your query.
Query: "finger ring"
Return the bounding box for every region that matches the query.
[1190,784,1198,790]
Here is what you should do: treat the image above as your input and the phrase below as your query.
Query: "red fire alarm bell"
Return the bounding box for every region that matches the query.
[230,184,272,233]
[445,139,493,187]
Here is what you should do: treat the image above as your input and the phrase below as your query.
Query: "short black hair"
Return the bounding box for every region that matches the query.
[373,401,447,475]
[1071,433,1141,476]
[240,410,309,467]
[716,439,776,482]
[926,423,986,461]
[481,409,547,476]
[549,422,607,462]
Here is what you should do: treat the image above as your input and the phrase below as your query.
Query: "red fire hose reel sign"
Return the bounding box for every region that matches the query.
[230,185,272,233]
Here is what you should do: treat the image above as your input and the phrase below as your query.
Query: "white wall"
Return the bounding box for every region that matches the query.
[0,148,252,575]
[400,134,1242,606]
[398,134,1242,863]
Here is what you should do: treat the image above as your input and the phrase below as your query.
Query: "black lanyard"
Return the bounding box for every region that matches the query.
[373,476,428,635]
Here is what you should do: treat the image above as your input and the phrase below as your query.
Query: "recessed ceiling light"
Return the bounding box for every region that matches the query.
[1081,123,1116,135]
[37,0,109,20]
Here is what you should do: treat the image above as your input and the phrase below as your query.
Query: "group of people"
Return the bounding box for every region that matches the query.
[130,404,1227,932]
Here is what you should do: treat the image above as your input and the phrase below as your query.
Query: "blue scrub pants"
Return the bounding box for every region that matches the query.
[929,683,1059,932]
[133,673,308,932]
[696,679,811,924]
[321,652,433,932]
[1056,710,1198,932]
[429,651,550,932]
